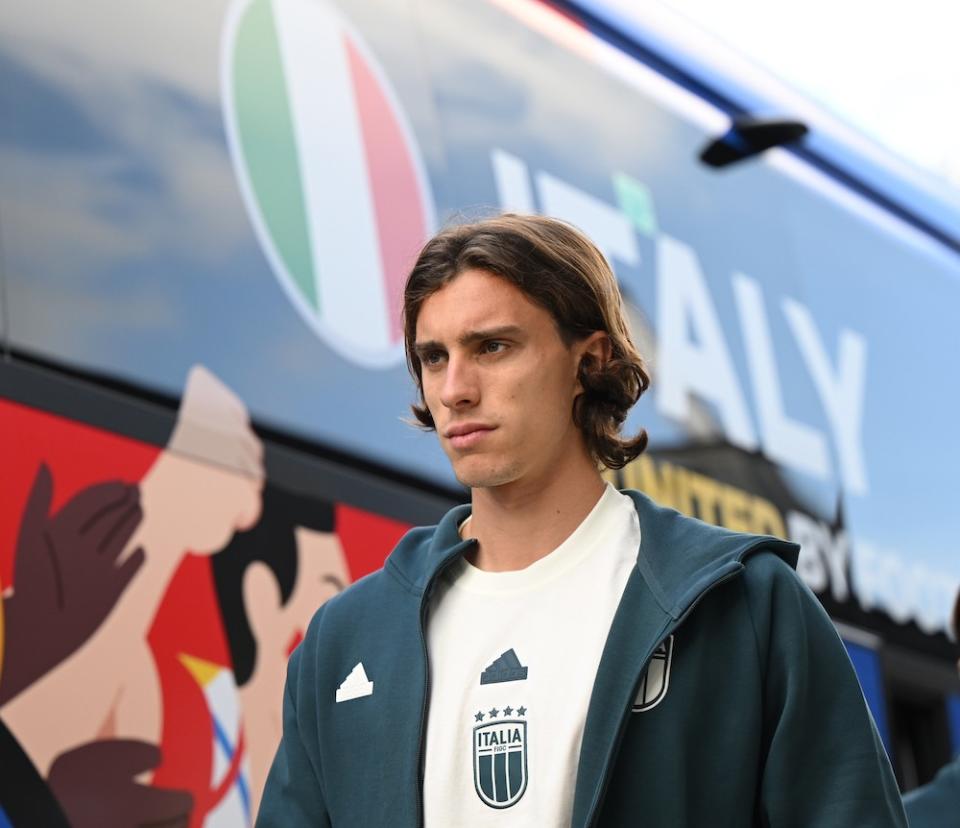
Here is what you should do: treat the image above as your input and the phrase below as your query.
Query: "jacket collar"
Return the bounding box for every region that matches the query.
[383,501,474,594]
[384,488,799,607]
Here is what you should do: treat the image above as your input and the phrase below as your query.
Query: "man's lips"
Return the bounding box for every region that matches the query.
[444,423,496,449]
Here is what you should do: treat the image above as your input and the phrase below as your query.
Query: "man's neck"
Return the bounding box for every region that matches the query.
[464,452,607,572]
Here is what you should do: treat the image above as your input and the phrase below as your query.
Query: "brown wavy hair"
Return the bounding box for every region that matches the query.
[403,213,650,469]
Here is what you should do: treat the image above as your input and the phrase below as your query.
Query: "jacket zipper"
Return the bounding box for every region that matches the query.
[415,548,471,828]
[583,567,744,828]
[415,594,431,828]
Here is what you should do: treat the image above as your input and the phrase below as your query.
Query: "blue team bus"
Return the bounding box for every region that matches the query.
[1,0,958,823]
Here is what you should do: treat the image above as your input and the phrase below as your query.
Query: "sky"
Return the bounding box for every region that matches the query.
[656,0,960,196]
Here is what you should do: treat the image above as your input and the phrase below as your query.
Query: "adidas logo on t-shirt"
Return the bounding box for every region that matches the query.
[480,648,528,685]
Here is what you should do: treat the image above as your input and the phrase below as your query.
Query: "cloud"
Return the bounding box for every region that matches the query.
[0,1,254,283]
[0,0,225,104]
[6,272,181,362]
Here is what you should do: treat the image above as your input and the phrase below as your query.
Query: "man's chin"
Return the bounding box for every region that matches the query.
[452,458,523,490]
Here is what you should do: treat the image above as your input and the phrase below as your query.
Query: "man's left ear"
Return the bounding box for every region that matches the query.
[575,331,612,390]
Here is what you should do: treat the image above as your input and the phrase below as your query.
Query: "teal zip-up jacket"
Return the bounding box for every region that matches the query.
[256,491,906,827]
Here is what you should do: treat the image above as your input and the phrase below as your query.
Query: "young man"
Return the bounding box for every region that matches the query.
[257,214,906,826]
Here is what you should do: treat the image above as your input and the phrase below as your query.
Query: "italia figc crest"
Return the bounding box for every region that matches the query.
[633,635,674,712]
[473,706,528,809]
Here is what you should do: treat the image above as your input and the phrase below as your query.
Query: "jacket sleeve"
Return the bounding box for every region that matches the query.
[742,551,907,827]
[255,637,331,827]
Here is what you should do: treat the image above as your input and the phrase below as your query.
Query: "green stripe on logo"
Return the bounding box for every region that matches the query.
[233,0,317,309]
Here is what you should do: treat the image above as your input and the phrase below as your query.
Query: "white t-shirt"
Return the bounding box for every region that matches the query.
[423,484,640,827]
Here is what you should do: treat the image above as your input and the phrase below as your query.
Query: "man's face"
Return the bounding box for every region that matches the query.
[415,268,586,490]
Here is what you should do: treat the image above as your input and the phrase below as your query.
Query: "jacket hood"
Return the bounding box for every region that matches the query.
[383,489,799,615]
[626,490,799,619]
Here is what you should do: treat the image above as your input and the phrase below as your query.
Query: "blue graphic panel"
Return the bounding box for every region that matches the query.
[0,806,12,828]
[843,639,891,756]
[0,0,958,647]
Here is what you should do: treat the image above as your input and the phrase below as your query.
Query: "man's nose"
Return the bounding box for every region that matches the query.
[439,353,479,410]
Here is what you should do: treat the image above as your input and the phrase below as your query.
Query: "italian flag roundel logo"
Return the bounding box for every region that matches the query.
[222,0,435,367]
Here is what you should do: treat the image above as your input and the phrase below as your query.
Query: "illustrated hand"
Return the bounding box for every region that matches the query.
[47,740,193,828]
[140,365,264,555]
[0,464,145,705]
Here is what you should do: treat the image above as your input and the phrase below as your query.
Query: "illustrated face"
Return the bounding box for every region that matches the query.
[283,527,349,654]
[415,268,586,491]
[241,525,349,687]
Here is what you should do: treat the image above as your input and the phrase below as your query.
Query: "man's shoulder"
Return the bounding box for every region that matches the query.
[623,487,798,563]
[621,488,800,613]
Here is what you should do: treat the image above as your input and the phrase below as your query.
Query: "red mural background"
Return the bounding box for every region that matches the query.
[0,397,411,827]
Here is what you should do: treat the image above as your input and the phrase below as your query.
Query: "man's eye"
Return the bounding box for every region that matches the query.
[482,341,506,355]
[423,351,445,366]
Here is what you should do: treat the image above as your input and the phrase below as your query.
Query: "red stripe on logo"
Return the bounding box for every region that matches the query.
[346,36,427,344]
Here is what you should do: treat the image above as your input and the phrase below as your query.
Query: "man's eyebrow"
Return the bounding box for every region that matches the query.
[457,325,523,345]
[412,339,443,357]
[413,326,524,355]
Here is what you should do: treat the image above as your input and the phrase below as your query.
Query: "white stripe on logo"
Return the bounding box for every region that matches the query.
[274,0,391,352]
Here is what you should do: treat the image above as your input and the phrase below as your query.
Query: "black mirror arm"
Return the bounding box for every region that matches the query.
[700,117,809,168]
